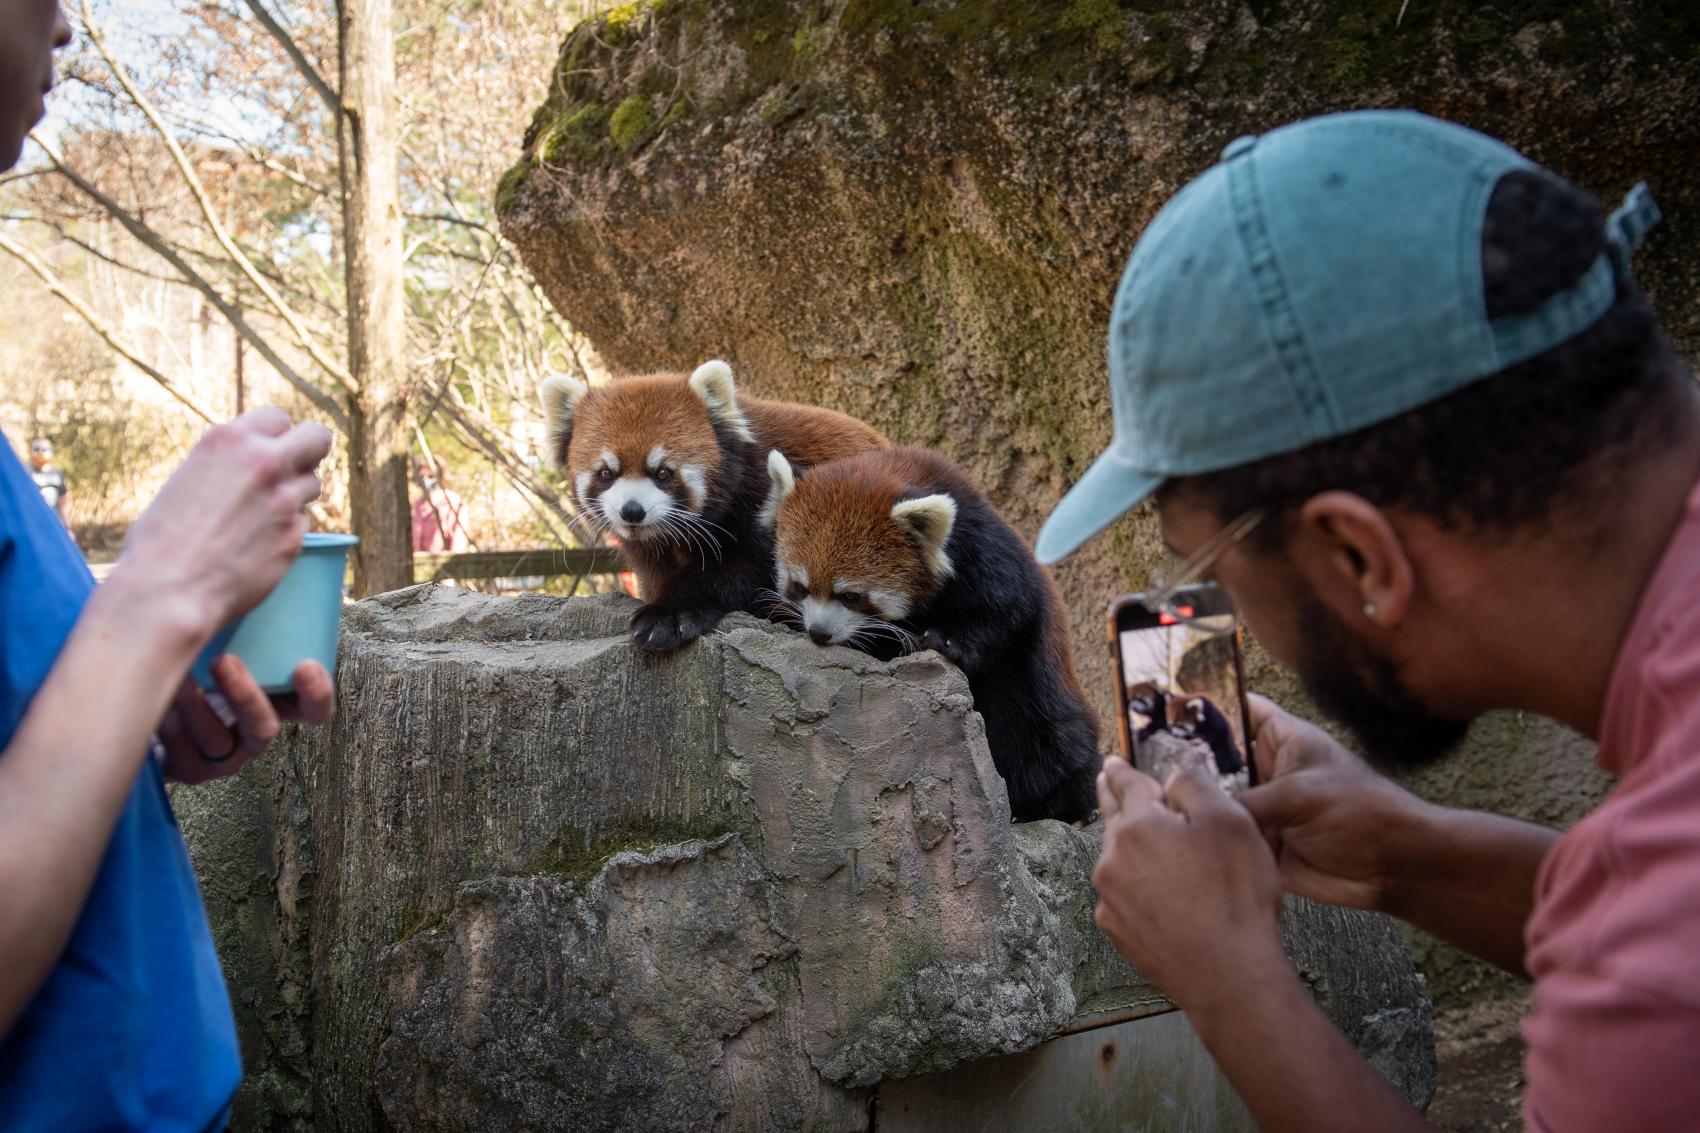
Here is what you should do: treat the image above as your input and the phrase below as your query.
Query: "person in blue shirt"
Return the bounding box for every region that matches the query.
[0,5,338,1128]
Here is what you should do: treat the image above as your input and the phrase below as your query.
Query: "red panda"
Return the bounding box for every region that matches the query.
[538,360,888,651]
[762,445,1101,823]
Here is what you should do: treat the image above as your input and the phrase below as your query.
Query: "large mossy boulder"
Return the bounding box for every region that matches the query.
[496,0,1698,1001]
[177,587,1433,1131]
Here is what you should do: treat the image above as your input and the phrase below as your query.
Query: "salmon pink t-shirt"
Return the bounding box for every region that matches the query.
[1524,479,1700,1132]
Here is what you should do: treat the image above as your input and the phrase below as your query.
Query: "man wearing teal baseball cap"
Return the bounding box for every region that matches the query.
[1041,110,1696,1131]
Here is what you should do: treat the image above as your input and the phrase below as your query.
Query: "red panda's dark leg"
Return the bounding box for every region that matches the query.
[921,617,1014,676]
[626,525,774,651]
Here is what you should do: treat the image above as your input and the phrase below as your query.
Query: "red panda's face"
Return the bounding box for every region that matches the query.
[769,461,950,649]
[560,376,725,543]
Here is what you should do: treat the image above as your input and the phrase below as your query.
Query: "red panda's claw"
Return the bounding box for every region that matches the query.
[921,628,959,663]
[630,604,686,652]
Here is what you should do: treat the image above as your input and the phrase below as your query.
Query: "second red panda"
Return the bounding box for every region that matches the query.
[762,445,1101,824]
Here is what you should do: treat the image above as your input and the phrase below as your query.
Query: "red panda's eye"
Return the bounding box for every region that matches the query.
[654,467,672,484]
[597,468,615,482]
[786,582,806,601]
[838,591,863,607]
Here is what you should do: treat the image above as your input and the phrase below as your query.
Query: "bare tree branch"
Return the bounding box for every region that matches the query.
[435,389,597,547]
[77,1,357,395]
[14,213,204,290]
[31,134,352,432]
[0,232,218,424]
[241,0,340,116]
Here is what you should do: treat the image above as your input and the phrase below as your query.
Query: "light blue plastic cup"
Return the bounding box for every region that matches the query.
[191,533,359,694]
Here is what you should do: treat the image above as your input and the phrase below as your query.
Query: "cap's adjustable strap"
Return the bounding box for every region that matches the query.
[1491,181,1660,368]
[1606,182,1660,275]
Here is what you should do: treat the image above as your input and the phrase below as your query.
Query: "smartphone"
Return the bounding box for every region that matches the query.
[1106,583,1255,794]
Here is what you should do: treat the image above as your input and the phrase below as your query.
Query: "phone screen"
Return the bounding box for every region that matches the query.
[1109,585,1254,794]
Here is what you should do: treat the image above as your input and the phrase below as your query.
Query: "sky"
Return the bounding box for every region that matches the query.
[36,0,281,158]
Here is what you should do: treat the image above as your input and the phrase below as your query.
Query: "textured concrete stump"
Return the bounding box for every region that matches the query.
[178,587,1433,1131]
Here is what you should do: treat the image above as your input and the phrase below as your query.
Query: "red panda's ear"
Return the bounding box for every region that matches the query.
[688,360,756,443]
[759,450,795,530]
[538,375,589,468]
[891,494,957,581]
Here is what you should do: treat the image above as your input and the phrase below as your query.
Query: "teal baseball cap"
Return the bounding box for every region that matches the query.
[1036,109,1660,565]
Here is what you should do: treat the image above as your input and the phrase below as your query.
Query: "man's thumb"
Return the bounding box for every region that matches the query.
[1162,763,1232,819]
[1237,773,1312,832]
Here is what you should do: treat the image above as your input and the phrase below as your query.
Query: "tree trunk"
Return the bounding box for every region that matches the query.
[337,0,411,596]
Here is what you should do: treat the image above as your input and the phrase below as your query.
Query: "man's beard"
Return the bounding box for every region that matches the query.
[1288,584,1470,772]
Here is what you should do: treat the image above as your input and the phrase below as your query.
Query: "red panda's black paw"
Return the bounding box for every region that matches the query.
[630,605,687,652]
[921,628,959,663]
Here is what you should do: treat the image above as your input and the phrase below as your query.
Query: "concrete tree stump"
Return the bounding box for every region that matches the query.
[178,587,1433,1131]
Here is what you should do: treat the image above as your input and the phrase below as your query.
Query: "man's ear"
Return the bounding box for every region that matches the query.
[537,375,589,468]
[760,450,795,530]
[1296,492,1415,628]
[891,494,958,580]
[688,360,755,443]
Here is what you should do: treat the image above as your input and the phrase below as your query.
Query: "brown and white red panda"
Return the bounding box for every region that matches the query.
[538,360,888,651]
[761,445,1101,823]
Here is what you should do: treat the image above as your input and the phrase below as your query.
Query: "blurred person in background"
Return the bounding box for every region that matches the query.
[411,457,472,553]
[27,437,67,529]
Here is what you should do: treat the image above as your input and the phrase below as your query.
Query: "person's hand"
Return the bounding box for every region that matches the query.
[111,408,332,642]
[1236,694,1436,912]
[159,656,335,785]
[1092,760,1287,1016]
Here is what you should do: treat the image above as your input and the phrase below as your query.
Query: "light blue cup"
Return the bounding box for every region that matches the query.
[191,533,359,694]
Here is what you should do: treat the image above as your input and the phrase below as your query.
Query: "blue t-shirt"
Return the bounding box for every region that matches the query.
[0,435,240,1131]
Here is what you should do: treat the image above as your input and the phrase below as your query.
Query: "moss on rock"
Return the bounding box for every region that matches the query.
[608,94,654,151]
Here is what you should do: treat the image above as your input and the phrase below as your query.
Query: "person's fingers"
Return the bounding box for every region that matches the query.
[229,406,293,437]
[1237,773,1312,832]
[157,704,196,762]
[173,680,236,759]
[1162,763,1234,820]
[294,472,324,506]
[1097,770,1120,820]
[1246,692,1282,730]
[280,660,335,725]
[1102,758,1162,812]
[277,421,334,473]
[211,654,282,754]
[1247,693,1288,781]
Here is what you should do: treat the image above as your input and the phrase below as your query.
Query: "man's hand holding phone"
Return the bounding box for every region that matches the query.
[1093,760,1290,1020]
[1236,694,1551,975]
[1236,694,1440,915]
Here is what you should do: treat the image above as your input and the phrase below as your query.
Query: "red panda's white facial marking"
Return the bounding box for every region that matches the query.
[596,470,679,540]
[541,371,734,544]
[778,563,906,647]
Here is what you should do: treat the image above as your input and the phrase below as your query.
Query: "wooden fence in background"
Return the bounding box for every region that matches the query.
[88,547,625,586]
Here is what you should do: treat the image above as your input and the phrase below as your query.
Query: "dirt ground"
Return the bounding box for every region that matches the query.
[1425,994,1530,1132]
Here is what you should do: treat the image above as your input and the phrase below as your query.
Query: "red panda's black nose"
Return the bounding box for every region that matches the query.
[808,627,832,646]
[620,501,646,524]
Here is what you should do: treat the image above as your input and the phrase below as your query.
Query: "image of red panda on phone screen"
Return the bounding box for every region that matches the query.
[1107,583,1254,795]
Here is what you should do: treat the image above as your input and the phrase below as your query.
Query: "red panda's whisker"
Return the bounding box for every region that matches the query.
[655,514,710,568]
[667,514,719,565]
[674,511,731,549]
[672,513,727,561]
